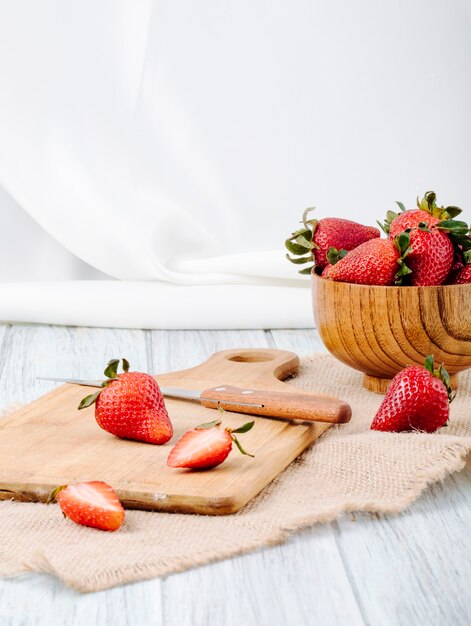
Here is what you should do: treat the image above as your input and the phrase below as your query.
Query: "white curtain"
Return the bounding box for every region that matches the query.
[0,0,469,328]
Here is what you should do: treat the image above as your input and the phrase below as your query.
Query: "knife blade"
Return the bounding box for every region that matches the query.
[37,377,263,408]
[36,377,351,424]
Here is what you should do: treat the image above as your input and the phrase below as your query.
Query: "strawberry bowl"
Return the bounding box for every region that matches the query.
[311,272,471,393]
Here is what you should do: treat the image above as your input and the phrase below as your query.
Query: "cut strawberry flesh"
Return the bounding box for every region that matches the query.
[167,427,232,469]
[57,481,124,531]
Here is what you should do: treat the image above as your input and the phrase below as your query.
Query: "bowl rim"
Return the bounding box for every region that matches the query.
[311,268,471,289]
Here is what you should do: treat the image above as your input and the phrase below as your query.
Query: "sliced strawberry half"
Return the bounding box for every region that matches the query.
[167,416,254,470]
[49,481,125,531]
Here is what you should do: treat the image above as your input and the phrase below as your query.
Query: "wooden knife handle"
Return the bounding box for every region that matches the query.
[200,385,351,424]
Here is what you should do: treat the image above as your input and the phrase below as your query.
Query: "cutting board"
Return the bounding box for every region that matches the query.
[0,348,340,515]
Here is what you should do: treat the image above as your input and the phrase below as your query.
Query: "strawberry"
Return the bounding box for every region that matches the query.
[286,208,380,273]
[451,265,471,284]
[370,356,453,433]
[328,234,411,286]
[79,359,173,444]
[380,191,462,237]
[321,264,333,278]
[167,415,254,469]
[380,191,470,285]
[406,226,454,286]
[48,481,125,531]
[388,209,440,239]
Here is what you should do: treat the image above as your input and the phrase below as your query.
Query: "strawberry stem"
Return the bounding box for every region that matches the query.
[424,355,455,403]
[231,434,255,457]
[78,358,131,410]
[47,484,67,504]
[285,207,319,275]
[196,419,222,430]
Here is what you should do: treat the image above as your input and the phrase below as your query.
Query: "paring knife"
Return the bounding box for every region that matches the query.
[37,377,351,424]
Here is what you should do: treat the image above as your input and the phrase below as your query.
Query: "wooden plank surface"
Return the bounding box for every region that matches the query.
[0,326,469,626]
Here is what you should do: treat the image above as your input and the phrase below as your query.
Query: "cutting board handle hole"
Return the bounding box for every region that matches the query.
[226,354,274,363]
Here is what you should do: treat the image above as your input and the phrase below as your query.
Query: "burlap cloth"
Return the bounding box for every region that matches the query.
[1,354,470,593]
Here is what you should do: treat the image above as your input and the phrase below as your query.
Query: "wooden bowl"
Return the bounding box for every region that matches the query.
[311,272,471,393]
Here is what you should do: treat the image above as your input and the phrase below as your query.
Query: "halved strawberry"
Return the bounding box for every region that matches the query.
[49,481,125,531]
[167,416,254,469]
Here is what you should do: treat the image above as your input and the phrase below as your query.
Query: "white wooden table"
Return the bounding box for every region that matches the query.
[0,325,469,626]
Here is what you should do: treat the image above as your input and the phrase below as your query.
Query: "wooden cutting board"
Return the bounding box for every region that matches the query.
[0,348,338,515]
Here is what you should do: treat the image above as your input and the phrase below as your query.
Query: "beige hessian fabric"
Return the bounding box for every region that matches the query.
[1,354,470,593]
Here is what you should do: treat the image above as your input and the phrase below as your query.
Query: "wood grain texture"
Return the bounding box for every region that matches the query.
[312,273,471,392]
[201,383,351,423]
[0,347,334,515]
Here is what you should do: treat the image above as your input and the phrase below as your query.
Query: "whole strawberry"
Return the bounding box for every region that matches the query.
[286,208,380,273]
[388,209,440,239]
[406,226,454,286]
[328,234,411,286]
[380,191,461,237]
[381,191,470,285]
[371,355,453,433]
[49,481,125,531]
[79,358,173,444]
[167,414,254,469]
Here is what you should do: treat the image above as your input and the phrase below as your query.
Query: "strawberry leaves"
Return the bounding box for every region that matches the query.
[417,191,462,220]
[393,231,412,284]
[326,247,348,265]
[229,419,255,457]
[78,358,130,410]
[196,410,255,458]
[378,202,407,235]
[424,354,455,403]
[78,389,103,410]
[285,207,318,275]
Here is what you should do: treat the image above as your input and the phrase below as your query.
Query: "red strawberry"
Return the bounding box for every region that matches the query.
[371,356,453,433]
[321,264,333,278]
[451,265,471,284]
[328,235,411,286]
[388,209,440,239]
[79,359,173,444]
[286,208,380,273]
[49,481,125,531]
[405,226,454,286]
[167,417,254,469]
[380,191,462,237]
[310,218,380,269]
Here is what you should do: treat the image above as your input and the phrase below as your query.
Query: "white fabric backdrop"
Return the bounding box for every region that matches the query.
[0,0,469,328]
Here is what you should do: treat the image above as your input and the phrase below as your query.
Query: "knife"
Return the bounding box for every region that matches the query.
[37,377,351,424]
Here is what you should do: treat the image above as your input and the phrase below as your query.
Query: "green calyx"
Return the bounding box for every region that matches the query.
[424,355,455,403]
[393,231,412,285]
[77,358,130,410]
[417,191,462,220]
[285,207,319,275]
[47,484,67,504]
[379,192,463,235]
[435,218,471,260]
[196,408,255,457]
[326,247,348,266]
[378,201,407,235]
